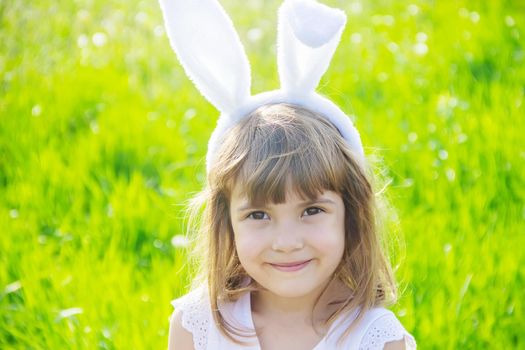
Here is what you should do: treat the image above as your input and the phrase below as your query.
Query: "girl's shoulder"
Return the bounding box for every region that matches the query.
[358,307,416,349]
[169,287,256,350]
[171,286,210,319]
[170,287,212,350]
[330,307,417,350]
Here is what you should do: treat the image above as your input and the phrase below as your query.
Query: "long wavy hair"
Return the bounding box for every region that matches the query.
[186,103,398,344]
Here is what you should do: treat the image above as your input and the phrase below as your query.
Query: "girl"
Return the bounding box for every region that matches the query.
[158,0,417,349]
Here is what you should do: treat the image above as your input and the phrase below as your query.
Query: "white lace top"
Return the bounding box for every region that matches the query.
[171,287,416,350]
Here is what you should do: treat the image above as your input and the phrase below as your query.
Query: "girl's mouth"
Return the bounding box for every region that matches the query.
[269,259,312,272]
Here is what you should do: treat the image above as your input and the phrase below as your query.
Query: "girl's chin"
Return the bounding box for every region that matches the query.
[258,281,329,299]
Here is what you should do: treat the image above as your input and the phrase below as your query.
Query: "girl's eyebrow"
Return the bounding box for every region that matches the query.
[236,198,336,212]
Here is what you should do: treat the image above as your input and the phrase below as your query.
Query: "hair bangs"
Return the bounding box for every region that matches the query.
[230,106,351,206]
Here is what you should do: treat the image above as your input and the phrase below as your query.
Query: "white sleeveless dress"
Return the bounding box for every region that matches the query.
[171,287,416,350]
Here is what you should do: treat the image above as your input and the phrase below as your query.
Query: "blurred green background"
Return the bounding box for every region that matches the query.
[1,0,524,348]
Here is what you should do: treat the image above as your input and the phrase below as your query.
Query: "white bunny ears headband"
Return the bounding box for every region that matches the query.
[158,0,365,172]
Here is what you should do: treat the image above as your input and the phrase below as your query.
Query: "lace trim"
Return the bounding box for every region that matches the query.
[359,313,417,350]
[172,288,210,350]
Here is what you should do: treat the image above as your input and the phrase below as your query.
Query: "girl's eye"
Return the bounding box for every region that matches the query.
[303,207,323,216]
[247,211,269,220]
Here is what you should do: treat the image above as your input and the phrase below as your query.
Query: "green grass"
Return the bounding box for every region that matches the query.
[1,0,524,348]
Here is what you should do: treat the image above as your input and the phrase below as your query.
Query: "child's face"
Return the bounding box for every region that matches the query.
[230,184,345,299]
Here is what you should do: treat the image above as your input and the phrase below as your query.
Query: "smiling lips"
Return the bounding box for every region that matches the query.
[270,259,312,272]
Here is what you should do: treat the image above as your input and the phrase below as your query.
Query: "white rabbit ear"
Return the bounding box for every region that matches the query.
[159,0,251,114]
[277,0,346,94]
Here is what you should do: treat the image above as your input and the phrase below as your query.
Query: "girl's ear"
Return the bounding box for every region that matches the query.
[277,0,347,95]
[159,0,252,114]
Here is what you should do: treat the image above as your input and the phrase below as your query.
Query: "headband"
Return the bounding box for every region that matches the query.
[158,0,364,172]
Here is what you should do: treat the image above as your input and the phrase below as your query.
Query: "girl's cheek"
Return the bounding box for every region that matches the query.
[307,222,345,248]
[234,227,262,253]
[237,234,261,253]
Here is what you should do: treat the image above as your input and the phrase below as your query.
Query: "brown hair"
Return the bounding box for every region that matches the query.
[187,103,397,343]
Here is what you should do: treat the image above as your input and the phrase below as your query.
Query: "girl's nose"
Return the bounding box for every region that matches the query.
[271,221,304,252]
